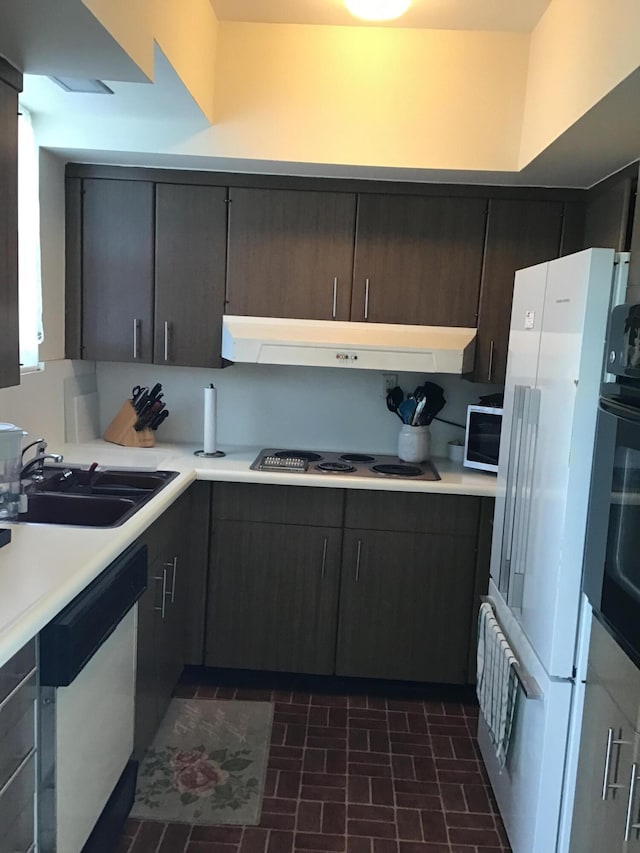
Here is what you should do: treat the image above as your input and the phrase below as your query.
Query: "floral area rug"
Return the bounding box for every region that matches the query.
[131,699,274,826]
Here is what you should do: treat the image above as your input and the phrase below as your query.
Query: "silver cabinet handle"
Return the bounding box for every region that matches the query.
[625,763,640,840]
[355,539,362,582]
[163,321,171,362]
[602,727,631,799]
[133,318,141,359]
[321,537,328,579]
[364,279,370,320]
[164,556,178,604]
[487,339,495,382]
[332,278,338,320]
[154,568,167,619]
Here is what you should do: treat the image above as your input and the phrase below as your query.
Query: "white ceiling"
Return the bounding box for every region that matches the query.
[210,0,552,33]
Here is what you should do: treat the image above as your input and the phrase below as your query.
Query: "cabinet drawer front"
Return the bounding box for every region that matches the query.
[0,672,35,790]
[212,483,344,527]
[589,617,640,729]
[0,640,35,706]
[345,490,480,535]
[0,750,35,853]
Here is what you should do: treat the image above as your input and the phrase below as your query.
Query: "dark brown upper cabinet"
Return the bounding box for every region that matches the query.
[154,184,227,368]
[473,198,565,385]
[226,187,357,320]
[0,63,22,389]
[351,194,487,327]
[81,179,155,363]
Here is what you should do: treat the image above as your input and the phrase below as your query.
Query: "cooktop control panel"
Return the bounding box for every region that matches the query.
[251,449,440,481]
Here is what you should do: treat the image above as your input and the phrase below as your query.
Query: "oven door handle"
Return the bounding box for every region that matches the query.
[601,397,640,425]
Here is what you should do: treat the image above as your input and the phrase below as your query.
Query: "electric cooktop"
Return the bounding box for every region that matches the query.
[250,449,440,481]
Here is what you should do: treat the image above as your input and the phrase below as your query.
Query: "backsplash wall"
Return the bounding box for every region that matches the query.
[96,362,500,457]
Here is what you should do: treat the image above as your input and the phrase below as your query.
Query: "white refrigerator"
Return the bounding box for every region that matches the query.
[478,248,630,853]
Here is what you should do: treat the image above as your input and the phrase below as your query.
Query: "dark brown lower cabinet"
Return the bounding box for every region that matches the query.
[134,489,191,758]
[206,520,342,674]
[335,529,477,683]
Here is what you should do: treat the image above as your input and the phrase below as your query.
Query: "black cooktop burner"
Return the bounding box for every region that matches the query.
[372,463,423,477]
[316,461,356,473]
[273,450,323,462]
[340,453,376,463]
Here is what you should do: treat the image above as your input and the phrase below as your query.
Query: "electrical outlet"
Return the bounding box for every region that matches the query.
[382,373,398,396]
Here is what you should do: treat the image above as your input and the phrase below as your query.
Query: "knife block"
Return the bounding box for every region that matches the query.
[103,401,155,448]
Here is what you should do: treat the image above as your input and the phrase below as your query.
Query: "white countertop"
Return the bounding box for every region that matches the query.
[0,441,496,668]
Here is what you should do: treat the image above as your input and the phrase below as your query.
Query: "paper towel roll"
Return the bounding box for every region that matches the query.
[203,384,217,454]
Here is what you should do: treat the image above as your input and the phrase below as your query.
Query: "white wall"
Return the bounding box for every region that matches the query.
[96,361,500,457]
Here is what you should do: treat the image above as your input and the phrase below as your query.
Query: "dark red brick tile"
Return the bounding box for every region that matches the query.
[413,758,436,781]
[350,718,389,731]
[398,844,449,853]
[395,793,442,811]
[185,842,236,853]
[440,783,466,811]
[348,804,395,822]
[429,725,471,738]
[305,750,327,772]
[295,832,346,851]
[310,707,331,726]
[303,772,347,788]
[367,698,388,711]
[123,818,141,838]
[390,733,431,747]
[291,692,312,705]
[329,708,348,727]
[301,784,347,803]
[419,810,447,843]
[430,737,454,759]
[396,808,423,841]
[347,839,371,853]
[309,737,349,750]
[349,708,388,721]
[348,819,396,839]
[350,763,392,778]
[451,737,477,760]
[262,796,297,814]
[349,729,370,750]
[387,711,409,732]
[348,775,371,804]
[276,771,301,798]
[322,802,347,834]
[422,701,445,715]
[369,732,391,753]
[197,684,222,699]
[427,714,466,728]
[449,827,502,846]
[235,688,273,701]
[445,810,495,829]
[463,785,494,813]
[275,701,310,714]
[348,695,369,708]
[274,711,308,727]
[269,755,303,771]
[284,724,306,747]
[311,694,349,708]
[370,778,395,806]
[260,810,296,831]
[394,781,439,797]
[372,842,399,853]
[391,755,415,780]
[270,745,304,760]
[326,750,348,774]
[438,768,484,785]
[298,801,323,832]
[236,827,269,853]
[130,821,164,851]
[350,751,391,765]
[406,714,428,734]
[264,769,278,797]
[272,689,293,702]
[442,701,466,716]
[271,723,286,746]
[266,829,294,853]
[190,827,243,842]
[309,726,349,739]
[388,700,425,712]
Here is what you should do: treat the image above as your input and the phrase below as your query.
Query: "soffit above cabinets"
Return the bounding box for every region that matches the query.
[210,0,552,33]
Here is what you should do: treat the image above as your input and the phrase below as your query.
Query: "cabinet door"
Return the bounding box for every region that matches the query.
[133,566,161,758]
[0,78,19,389]
[474,198,564,384]
[226,187,356,320]
[569,668,635,853]
[352,194,486,326]
[336,529,477,683]
[81,179,154,362]
[155,184,227,367]
[206,521,342,674]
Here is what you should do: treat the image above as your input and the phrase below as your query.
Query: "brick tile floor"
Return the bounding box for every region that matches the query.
[117,674,511,853]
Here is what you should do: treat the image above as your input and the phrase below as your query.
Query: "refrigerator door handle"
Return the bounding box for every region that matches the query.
[499,384,527,596]
[509,387,541,611]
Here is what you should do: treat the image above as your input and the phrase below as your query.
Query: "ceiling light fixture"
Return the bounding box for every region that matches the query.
[345,0,411,22]
[49,77,114,94]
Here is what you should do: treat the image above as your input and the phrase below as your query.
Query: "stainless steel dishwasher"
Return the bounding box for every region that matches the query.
[38,542,147,853]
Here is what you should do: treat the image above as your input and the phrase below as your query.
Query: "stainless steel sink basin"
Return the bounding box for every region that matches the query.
[19,493,138,527]
[19,467,180,527]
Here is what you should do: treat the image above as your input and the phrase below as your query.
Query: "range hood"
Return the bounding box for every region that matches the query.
[221,316,476,374]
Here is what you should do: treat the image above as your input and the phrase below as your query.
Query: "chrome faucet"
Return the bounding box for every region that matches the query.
[20,439,64,482]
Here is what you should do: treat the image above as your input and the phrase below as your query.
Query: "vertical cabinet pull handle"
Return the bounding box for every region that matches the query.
[133,318,141,359]
[164,321,171,362]
[332,278,338,320]
[364,279,370,321]
[154,568,167,619]
[487,339,495,382]
[165,556,178,603]
[625,763,640,840]
[602,727,631,800]
[355,539,362,582]
[321,537,328,579]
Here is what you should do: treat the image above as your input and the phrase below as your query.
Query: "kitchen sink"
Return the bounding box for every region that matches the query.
[19,467,180,527]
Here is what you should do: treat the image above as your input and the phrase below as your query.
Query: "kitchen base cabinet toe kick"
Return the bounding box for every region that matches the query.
[204,484,493,685]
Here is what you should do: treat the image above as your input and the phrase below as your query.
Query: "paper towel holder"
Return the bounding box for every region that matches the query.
[194,449,225,458]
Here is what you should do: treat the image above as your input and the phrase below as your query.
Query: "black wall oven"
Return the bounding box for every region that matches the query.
[584,304,640,664]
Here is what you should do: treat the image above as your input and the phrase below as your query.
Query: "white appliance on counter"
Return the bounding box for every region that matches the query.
[479,248,630,853]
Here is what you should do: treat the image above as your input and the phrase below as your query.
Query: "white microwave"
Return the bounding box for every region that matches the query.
[463,405,503,473]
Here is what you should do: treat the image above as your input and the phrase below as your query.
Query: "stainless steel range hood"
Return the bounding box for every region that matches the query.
[221,316,476,374]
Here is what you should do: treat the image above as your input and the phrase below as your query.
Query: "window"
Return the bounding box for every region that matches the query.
[17,106,43,371]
